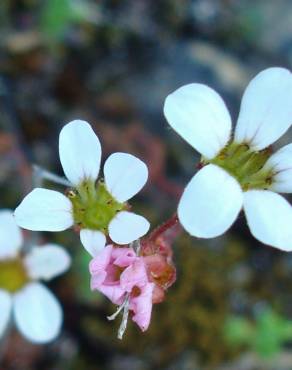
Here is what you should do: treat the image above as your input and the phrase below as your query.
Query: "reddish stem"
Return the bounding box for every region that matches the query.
[149,213,181,242]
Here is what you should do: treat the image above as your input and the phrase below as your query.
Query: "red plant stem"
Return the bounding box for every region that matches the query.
[149,213,181,242]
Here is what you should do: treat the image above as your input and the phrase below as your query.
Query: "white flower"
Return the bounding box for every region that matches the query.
[164,67,292,251]
[14,120,150,257]
[0,210,70,343]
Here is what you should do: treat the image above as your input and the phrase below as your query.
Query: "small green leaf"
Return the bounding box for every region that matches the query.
[224,316,253,345]
[40,0,73,40]
[226,309,292,359]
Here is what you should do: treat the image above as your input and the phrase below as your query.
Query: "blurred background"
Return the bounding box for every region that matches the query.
[1,0,292,369]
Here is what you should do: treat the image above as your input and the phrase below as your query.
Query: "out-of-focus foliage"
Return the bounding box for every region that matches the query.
[40,0,98,42]
[1,0,292,369]
[225,309,292,359]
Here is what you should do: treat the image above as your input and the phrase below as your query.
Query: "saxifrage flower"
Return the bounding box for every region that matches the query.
[90,245,154,331]
[14,120,150,256]
[0,210,70,343]
[164,67,292,251]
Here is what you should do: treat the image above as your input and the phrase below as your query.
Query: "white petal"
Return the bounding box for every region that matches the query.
[24,244,71,281]
[244,190,292,251]
[14,188,73,232]
[164,83,232,159]
[59,120,102,186]
[235,67,292,149]
[80,229,106,257]
[263,143,292,193]
[104,152,148,202]
[0,290,11,338]
[13,282,62,343]
[178,164,243,238]
[0,210,22,259]
[109,211,150,245]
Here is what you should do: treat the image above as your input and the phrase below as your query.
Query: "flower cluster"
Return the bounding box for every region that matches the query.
[7,66,292,343]
[164,67,292,251]
[90,245,154,332]
[89,219,177,336]
[0,210,70,343]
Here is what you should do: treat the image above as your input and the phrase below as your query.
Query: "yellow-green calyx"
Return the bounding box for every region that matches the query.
[68,180,126,232]
[207,142,273,191]
[0,258,29,292]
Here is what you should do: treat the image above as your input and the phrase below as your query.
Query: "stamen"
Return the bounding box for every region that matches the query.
[107,294,130,340]
[107,296,129,321]
[117,296,130,340]
[107,240,142,340]
[131,239,141,255]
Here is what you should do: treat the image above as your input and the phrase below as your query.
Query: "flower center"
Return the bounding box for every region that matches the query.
[105,264,125,284]
[208,142,273,191]
[0,258,29,292]
[68,180,126,232]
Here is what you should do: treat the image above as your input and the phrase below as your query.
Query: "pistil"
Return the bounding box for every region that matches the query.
[0,258,29,292]
[68,180,126,232]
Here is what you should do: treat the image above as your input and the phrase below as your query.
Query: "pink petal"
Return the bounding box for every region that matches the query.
[130,283,154,331]
[89,245,113,275]
[97,284,126,305]
[152,285,165,304]
[111,247,137,267]
[90,245,113,288]
[90,245,135,305]
[120,259,148,293]
[90,274,107,290]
